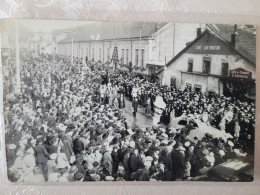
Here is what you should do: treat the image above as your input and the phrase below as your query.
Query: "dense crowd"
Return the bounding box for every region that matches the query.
[4,53,255,182]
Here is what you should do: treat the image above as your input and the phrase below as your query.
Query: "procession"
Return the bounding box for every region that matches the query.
[2,20,255,182]
[3,52,254,182]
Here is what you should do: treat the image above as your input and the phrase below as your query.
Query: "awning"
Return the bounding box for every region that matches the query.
[146,60,165,67]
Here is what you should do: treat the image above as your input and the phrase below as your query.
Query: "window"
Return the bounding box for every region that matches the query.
[188,59,193,72]
[92,48,94,60]
[203,57,211,74]
[186,83,192,91]
[171,78,176,89]
[135,49,139,67]
[150,66,156,74]
[194,85,202,92]
[141,49,145,68]
[121,49,124,64]
[126,49,129,65]
[107,48,110,61]
[222,62,229,76]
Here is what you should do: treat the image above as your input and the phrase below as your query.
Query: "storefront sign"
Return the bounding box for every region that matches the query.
[230,68,252,79]
[195,45,220,51]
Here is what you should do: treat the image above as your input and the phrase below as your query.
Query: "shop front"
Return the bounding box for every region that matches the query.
[221,68,255,101]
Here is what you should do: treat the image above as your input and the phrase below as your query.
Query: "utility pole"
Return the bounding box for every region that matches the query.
[15,21,21,94]
[71,37,74,65]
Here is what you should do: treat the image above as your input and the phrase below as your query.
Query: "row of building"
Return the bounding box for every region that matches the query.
[1,20,256,100]
[55,22,255,100]
[56,23,206,75]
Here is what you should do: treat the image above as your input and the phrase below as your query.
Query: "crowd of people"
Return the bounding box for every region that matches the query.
[4,53,255,182]
[101,70,255,153]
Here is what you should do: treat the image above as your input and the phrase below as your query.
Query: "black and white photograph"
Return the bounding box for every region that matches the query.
[1,19,256,182]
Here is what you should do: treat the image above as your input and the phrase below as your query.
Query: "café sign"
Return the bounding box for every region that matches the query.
[230,68,252,79]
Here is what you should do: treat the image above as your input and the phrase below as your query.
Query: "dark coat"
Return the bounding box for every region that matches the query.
[117,148,126,163]
[118,94,125,109]
[123,153,130,171]
[214,155,226,166]
[112,151,120,175]
[159,154,172,173]
[75,163,86,176]
[171,150,185,180]
[132,100,139,112]
[132,168,149,181]
[45,144,58,154]
[129,153,141,172]
[34,144,49,164]
[73,139,84,154]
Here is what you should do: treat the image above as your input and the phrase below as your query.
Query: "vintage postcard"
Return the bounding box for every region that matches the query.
[1,19,255,182]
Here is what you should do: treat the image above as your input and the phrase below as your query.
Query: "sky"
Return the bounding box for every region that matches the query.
[17,19,91,33]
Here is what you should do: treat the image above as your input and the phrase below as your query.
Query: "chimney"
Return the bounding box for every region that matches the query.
[231,24,238,47]
[197,28,202,37]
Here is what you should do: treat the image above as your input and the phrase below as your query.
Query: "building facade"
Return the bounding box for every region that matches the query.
[158,28,256,99]
[56,23,205,75]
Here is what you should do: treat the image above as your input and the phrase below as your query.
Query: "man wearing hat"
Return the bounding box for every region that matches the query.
[34,138,50,181]
[171,145,185,180]
[214,150,226,166]
[132,97,139,117]
[111,146,120,176]
[129,148,141,174]
[131,161,150,181]
[159,149,172,181]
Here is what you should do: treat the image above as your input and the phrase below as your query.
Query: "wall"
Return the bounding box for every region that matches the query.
[160,51,255,94]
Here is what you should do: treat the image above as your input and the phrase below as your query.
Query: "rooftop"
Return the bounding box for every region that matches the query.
[210,24,256,63]
[56,22,167,43]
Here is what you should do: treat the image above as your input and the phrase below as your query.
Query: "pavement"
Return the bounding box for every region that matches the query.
[121,98,154,129]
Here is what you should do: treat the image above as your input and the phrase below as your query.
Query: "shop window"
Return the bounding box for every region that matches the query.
[203,57,211,74]
[188,59,193,72]
[194,84,202,92]
[135,49,139,67]
[222,62,229,76]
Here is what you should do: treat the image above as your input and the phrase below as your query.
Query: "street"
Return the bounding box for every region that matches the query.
[122,98,154,129]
